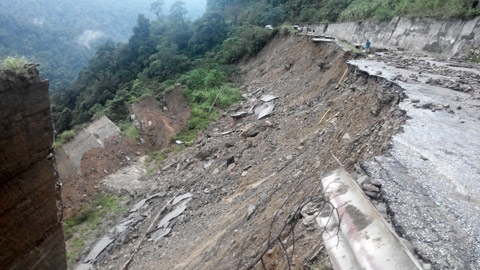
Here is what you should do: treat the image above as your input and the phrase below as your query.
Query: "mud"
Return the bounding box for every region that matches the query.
[61,134,145,219]
[74,34,408,270]
[351,51,480,270]
[71,33,480,270]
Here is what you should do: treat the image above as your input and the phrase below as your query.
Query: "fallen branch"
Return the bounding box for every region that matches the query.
[209,86,225,113]
[242,185,341,270]
[318,107,331,124]
[335,67,349,89]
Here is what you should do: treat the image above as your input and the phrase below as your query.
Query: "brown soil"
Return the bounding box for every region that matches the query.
[61,86,191,220]
[82,33,406,270]
[74,33,404,269]
[60,134,145,219]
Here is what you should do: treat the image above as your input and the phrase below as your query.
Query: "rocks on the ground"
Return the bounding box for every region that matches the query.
[356,175,382,198]
[374,202,388,218]
[364,191,380,199]
[370,178,382,187]
[363,183,380,193]
[356,175,370,186]
[247,205,256,220]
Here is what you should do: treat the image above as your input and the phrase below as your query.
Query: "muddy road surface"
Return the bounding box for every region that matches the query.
[352,52,480,270]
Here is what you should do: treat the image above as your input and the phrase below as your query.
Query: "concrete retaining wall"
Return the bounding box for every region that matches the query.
[311,16,480,57]
[57,115,120,177]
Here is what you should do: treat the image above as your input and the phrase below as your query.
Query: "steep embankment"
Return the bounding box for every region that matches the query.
[0,67,66,269]
[315,16,480,57]
[82,33,408,269]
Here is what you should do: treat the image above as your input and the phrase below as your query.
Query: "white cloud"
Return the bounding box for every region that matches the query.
[76,30,105,49]
[33,17,44,26]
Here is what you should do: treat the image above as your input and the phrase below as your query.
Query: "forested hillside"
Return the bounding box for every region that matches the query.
[0,0,206,91]
[50,0,480,140]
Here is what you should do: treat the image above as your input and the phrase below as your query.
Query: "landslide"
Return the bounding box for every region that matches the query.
[91,33,407,269]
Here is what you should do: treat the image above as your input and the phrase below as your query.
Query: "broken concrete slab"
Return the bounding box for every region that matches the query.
[260,94,278,102]
[157,194,192,229]
[232,111,248,118]
[129,199,148,213]
[83,236,114,263]
[255,102,275,119]
[151,228,172,242]
[172,193,193,205]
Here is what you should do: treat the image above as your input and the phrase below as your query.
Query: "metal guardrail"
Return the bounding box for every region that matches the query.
[317,168,423,270]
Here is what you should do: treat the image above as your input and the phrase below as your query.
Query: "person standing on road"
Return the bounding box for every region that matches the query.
[365,40,371,53]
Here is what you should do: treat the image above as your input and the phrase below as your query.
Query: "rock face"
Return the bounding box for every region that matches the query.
[316,16,480,57]
[0,68,66,269]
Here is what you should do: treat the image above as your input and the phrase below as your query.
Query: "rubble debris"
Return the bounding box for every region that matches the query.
[83,236,114,264]
[231,111,248,119]
[260,94,278,102]
[255,102,275,119]
[157,204,187,229]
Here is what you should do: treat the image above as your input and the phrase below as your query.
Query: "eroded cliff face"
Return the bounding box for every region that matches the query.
[0,68,66,269]
[317,16,480,57]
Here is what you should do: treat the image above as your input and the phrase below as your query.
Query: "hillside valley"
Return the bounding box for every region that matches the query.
[2,1,480,269]
[61,29,480,270]
[0,0,206,91]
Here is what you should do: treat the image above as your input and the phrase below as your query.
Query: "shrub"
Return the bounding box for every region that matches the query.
[54,129,77,148]
[63,194,126,267]
[0,56,31,75]
[175,68,241,145]
[118,120,139,139]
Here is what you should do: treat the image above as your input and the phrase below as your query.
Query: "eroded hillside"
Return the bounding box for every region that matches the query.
[74,33,409,270]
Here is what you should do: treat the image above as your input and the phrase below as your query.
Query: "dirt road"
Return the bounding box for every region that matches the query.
[352,53,480,269]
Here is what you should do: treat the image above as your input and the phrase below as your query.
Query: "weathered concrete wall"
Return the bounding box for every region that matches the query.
[0,68,66,269]
[313,16,480,57]
[56,115,120,178]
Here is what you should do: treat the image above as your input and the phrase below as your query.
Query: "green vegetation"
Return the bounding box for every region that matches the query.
[46,0,480,149]
[2,0,476,96]
[340,40,363,54]
[0,56,30,74]
[463,46,480,62]
[63,194,127,267]
[0,0,205,91]
[339,0,480,21]
[53,129,77,148]
[118,120,139,139]
[50,2,256,139]
[0,9,94,91]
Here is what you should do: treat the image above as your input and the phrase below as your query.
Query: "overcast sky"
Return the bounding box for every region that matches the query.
[0,0,207,43]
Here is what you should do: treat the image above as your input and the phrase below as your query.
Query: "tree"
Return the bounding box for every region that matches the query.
[150,0,165,18]
[169,0,188,28]
[144,41,190,80]
[126,15,156,74]
[188,12,228,56]
[259,7,286,26]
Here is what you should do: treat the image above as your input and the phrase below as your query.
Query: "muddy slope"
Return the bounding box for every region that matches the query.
[84,34,407,270]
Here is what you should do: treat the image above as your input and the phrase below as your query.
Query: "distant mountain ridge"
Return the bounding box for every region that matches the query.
[0,0,206,91]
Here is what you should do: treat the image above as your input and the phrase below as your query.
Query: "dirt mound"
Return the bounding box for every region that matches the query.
[85,34,406,269]
[61,86,191,220]
[61,134,145,219]
[130,84,191,150]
